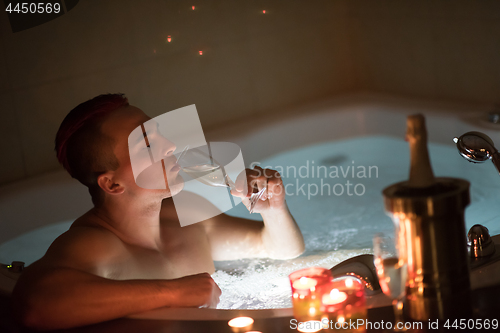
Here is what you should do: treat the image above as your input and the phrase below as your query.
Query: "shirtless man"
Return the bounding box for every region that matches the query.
[11,94,305,330]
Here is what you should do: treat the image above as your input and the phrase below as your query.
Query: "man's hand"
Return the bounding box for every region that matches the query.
[231,166,286,213]
[202,165,304,260]
[174,272,221,308]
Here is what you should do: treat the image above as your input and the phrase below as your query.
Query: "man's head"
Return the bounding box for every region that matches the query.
[55,94,129,205]
[56,94,183,207]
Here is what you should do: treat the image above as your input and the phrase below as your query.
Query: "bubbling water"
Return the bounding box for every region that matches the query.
[218,136,500,309]
[213,248,371,309]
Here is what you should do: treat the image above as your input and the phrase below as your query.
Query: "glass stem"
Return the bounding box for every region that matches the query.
[392,297,406,331]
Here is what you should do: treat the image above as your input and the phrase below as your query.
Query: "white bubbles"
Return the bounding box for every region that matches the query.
[212,248,371,309]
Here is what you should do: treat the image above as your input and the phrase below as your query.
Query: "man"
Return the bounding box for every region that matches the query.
[12,94,305,330]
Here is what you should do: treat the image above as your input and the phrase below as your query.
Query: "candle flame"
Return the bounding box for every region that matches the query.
[228,316,254,328]
[322,289,347,305]
[294,277,317,290]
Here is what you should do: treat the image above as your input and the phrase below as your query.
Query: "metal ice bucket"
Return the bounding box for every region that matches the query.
[383,177,471,321]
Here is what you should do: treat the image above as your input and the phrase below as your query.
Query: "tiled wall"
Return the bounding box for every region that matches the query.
[349,0,500,103]
[1,0,500,185]
[0,0,353,185]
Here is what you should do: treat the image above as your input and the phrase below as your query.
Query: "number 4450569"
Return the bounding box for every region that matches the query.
[5,2,61,14]
[444,318,498,330]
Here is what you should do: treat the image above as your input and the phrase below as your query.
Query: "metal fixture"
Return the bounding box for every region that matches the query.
[1,261,24,273]
[453,131,500,175]
[488,112,500,124]
[329,254,381,296]
[468,224,495,258]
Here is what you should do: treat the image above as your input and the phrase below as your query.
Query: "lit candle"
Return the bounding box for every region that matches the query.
[289,267,332,321]
[322,288,347,305]
[317,277,367,329]
[228,316,254,332]
[293,276,318,290]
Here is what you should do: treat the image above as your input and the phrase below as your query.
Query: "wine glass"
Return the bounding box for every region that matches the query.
[373,233,408,332]
[177,146,267,213]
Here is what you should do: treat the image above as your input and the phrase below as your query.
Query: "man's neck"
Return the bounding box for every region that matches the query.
[90,197,163,251]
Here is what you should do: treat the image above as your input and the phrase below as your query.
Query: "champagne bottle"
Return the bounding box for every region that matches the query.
[406,114,435,188]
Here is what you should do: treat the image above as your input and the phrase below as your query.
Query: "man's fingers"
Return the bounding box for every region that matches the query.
[234,168,261,197]
[265,170,282,200]
[232,167,283,202]
[234,168,262,197]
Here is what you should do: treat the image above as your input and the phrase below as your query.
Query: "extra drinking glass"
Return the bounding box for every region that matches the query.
[373,233,408,331]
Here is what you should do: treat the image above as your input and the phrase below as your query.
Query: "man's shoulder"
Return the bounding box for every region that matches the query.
[42,221,127,274]
[53,224,125,253]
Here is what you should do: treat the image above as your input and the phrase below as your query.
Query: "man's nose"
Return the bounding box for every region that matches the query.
[159,136,176,157]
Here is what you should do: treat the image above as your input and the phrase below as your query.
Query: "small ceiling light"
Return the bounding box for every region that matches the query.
[192,5,195,10]
[262,10,266,14]
[199,50,203,55]
[167,36,172,43]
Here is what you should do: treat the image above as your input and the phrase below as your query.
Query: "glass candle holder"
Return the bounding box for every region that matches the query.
[289,267,332,321]
[318,276,367,332]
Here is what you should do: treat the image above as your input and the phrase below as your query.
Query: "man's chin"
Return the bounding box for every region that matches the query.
[135,173,184,197]
[167,181,184,197]
[155,177,184,198]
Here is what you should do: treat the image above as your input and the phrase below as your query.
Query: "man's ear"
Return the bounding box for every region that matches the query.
[97,172,125,195]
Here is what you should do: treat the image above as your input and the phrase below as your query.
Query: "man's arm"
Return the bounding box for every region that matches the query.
[202,167,305,261]
[11,227,220,330]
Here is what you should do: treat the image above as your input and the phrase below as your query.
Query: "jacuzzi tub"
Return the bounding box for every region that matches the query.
[2,94,500,321]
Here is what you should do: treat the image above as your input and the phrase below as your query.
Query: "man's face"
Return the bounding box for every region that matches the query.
[100,105,183,199]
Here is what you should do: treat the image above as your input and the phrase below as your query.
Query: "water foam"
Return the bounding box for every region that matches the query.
[213,248,371,309]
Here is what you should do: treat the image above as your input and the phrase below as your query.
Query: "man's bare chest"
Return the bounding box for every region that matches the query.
[105,224,215,280]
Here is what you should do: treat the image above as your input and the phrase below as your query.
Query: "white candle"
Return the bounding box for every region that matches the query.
[322,288,347,305]
[292,277,318,290]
